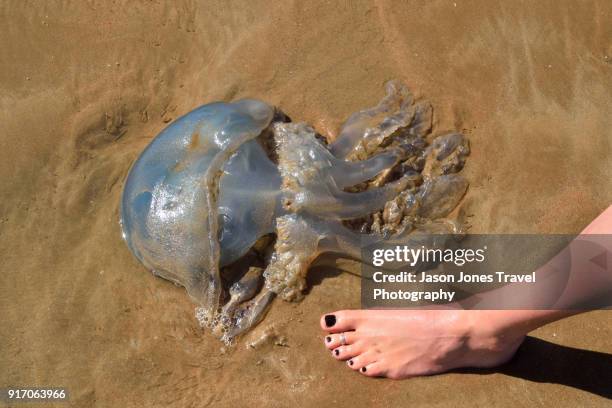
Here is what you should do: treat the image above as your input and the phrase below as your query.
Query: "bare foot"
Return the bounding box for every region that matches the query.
[320,309,524,379]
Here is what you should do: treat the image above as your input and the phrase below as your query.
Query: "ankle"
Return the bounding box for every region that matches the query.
[465,311,525,352]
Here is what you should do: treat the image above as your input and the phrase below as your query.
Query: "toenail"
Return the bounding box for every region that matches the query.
[361,367,367,373]
[326,336,331,343]
[334,349,340,356]
[324,315,336,327]
[349,360,354,366]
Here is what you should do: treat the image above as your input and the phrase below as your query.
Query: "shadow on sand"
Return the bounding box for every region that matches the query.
[462,336,612,399]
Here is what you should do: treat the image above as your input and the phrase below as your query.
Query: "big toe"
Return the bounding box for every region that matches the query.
[320,310,360,333]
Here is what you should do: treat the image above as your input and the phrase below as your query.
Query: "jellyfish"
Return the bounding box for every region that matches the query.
[120,81,470,343]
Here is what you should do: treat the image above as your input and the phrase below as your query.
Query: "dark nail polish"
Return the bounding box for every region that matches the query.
[326,336,331,343]
[361,367,367,373]
[324,315,336,327]
[349,360,354,366]
[334,349,339,356]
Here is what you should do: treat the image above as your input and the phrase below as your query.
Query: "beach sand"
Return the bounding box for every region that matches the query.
[1,1,611,406]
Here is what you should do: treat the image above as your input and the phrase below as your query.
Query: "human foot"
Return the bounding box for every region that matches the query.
[320,309,524,379]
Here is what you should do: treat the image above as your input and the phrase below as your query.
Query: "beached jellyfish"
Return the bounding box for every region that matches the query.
[120,81,470,343]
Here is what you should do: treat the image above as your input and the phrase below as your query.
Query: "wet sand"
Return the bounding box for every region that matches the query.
[1,1,611,407]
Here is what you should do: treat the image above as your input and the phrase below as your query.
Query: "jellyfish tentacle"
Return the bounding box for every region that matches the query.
[416,174,468,219]
[223,290,276,341]
[263,214,325,300]
[221,266,264,317]
[298,175,413,220]
[423,132,470,177]
[328,149,401,188]
[275,122,415,220]
[316,220,454,269]
[330,80,414,159]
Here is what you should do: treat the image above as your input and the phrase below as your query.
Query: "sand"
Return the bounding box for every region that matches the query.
[1,1,611,407]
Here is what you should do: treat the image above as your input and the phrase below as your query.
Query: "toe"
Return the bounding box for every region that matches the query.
[324,331,357,350]
[358,361,386,378]
[320,310,360,333]
[348,351,378,372]
[331,343,362,361]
